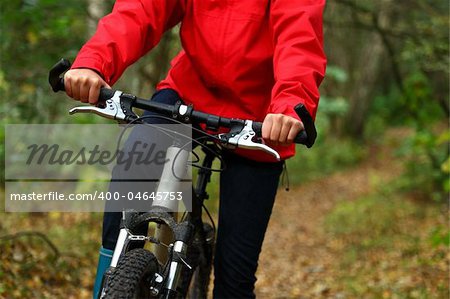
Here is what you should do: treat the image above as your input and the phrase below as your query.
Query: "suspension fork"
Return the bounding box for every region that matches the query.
[158,145,219,298]
[150,143,194,297]
[152,144,190,264]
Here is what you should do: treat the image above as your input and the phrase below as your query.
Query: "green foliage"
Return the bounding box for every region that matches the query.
[318,65,350,137]
[400,72,445,125]
[367,72,444,129]
[328,0,449,140]
[398,1,450,74]
[363,86,403,140]
[0,0,114,183]
[325,65,348,84]
[318,96,348,117]
[394,71,449,202]
[1,0,89,124]
[363,70,449,202]
[428,226,450,248]
[0,128,4,184]
[396,129,449,201]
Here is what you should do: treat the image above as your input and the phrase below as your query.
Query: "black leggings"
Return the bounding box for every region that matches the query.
[102,89,283,298]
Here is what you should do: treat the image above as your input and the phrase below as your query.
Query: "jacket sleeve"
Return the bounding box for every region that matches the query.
[269,0,327,120]
[71,0,185,85]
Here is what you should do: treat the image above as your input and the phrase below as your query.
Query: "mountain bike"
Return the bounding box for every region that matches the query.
[49,59,317,299]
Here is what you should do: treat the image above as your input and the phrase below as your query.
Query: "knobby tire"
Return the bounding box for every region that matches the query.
[105,248,158,299]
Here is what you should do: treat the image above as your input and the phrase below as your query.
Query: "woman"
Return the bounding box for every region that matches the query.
[64,0,326,297]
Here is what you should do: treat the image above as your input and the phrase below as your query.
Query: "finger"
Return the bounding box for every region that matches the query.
[287,121,304,143]
[64,74,73,98]
[71,78,80,101]
[262,115,273,140]
[79,78,90,103]
[278,118,292,144]
[269,116,282,145]
[88,79,101,105]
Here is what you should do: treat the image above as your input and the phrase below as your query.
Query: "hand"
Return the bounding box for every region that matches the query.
[64,68,110,105]
[261,113,304,146]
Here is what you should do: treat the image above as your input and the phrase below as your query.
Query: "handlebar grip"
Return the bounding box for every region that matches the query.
[49,58,115,101]
[99,88,115,101]
[294,103,317,148]
[252,104,317,148]
[49,58,71,92]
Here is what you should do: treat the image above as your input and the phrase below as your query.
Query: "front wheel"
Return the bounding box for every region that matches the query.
[104,248,159,299]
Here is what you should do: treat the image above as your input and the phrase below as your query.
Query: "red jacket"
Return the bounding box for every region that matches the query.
[72,0,326,161]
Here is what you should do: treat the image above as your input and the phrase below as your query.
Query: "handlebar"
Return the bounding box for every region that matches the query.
[49,59,317,148]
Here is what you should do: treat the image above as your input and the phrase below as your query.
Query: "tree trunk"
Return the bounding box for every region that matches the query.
[88,0,106,36]
[343,0,394,138]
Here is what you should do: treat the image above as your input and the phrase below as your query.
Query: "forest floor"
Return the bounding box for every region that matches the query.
[255,128,449,298]
[0,128,448,298]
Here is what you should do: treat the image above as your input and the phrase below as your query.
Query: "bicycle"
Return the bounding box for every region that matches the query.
[49,58,317,299]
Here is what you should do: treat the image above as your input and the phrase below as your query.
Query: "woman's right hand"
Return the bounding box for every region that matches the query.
[64,68,111,105]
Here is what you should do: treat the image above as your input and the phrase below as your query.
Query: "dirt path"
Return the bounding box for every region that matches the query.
[255,143,404,298]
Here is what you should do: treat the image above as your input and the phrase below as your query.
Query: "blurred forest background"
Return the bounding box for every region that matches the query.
[1,0,449,298]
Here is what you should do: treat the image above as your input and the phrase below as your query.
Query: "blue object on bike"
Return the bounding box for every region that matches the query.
[93,247,113,299]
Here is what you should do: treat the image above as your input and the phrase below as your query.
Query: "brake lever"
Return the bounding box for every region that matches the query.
[219,120,281,161]
[68,91,129,122]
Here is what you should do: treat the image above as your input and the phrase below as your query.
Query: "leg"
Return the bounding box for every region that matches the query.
[213,153,283,299]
